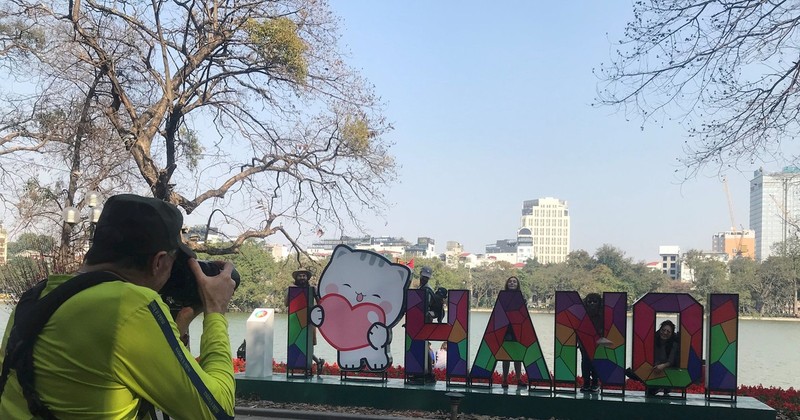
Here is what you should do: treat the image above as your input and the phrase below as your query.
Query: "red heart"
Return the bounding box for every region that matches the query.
[318,294,386,351]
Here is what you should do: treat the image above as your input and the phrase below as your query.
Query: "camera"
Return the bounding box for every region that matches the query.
[159,254,241,311]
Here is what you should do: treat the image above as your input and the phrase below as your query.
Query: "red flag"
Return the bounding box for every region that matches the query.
[406,259,414,269]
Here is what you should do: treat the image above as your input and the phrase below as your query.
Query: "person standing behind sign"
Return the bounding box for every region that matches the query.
[647,320,679,396]
[286,268,325,375]
[419,266,436,323]
[579,293,604,392]
[418,266,437,381]
[501,276,526,389]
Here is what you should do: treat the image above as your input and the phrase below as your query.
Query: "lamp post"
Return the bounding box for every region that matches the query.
[62,190,103,249]
[204,208,229,243]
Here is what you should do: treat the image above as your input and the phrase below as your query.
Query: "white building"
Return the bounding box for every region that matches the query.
[485,239,519,265]
[307,235,411,260]
[658,245,681,280]
[516,228,534,263]
[520,197,570,264]
[444,241,464,267]
[406,237,437,258]
[750,168,800,261]
[265,244,290,260]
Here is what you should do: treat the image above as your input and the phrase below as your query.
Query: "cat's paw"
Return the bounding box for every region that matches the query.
[368,323,388,349]
[310,306,324,326]
[368,354,389,371]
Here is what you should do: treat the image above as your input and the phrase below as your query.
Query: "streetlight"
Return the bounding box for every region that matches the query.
[62,190,103,246]
[204,208,230,243]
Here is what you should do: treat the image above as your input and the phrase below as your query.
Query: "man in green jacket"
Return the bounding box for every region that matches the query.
[0,194,237,419]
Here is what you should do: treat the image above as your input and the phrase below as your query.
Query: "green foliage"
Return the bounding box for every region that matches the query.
[728,257,757,314]
[469,262,517,308]
[0,257,49,304]
[160,240,795,316]
[341,115,371,153]
[0,19,46,51]
[34,109,68,133]
[754,256,796,316]
[245,17,308,83]
[566,250,594,271]
[594,244,631,278]
[682,250,729,306]
[177,127,203,171]
[197,241,282,310]
[7,233,56,257]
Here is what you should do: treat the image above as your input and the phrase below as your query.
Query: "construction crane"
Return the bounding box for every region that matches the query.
[722,176,746,257]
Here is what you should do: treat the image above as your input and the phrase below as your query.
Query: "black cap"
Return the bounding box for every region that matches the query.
[420,266,432,278]
[84,194,196,262]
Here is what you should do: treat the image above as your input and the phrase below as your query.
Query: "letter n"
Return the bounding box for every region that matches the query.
[404,289,470,381]
[554,291,627,387]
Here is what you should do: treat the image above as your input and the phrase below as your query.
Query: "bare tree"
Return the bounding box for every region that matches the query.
[596,1,800,172]
[0,14,142,265]
[0,0,395,255]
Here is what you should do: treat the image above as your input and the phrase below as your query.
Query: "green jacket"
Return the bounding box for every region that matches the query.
[0,274,234,419]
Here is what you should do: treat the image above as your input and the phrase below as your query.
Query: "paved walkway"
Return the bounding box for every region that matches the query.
[234,407,420,419]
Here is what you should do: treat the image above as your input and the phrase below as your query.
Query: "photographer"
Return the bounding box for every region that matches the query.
[0,194,236,419]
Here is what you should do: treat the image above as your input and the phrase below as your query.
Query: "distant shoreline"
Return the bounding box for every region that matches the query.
[4,303,799,321]
[459,307,800,321]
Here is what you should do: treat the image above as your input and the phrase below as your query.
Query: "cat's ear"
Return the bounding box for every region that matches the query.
[332,245,353,259]
[393,267,411,285]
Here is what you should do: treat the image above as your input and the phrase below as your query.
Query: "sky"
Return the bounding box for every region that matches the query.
[1,1,791,263]
[287,0,796,262]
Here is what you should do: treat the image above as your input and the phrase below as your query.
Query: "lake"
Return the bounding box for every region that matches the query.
[200,310,799,389]
[2,307,797,388]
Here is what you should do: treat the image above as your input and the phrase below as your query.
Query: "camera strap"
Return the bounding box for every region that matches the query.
[0,271,121,419]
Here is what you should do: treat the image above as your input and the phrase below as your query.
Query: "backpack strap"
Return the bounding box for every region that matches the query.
[0,271,121,419]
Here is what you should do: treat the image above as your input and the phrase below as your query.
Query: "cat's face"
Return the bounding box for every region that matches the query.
[319,245,411,324]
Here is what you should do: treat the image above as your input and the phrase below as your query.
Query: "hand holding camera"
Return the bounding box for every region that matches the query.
[189,259,236,315]
[159,254,241,313]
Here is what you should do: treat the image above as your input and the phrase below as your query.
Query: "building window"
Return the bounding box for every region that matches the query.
[670,256,676,261]
[662,263,667,268]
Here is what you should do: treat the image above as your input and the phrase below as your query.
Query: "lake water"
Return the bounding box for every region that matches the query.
[2,307,798,389]
[201,311,799,389]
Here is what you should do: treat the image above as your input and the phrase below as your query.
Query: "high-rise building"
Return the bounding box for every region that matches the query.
[711,230,755,259]
[520,197,570,264]
[750,168,800,261]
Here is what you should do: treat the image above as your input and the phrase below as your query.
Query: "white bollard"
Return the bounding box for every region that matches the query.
[245,308,274,378]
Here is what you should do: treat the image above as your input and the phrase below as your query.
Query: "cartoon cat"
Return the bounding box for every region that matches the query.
[310,245,411,371]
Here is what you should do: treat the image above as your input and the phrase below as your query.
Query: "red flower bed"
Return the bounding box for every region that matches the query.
[233,359,800,417]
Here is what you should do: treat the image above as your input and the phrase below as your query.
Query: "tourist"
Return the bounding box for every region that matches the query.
[501,276,526,388]
[0,194,236,418]
[419,266,435,323]
[434,342,447,370]
[286,268,325,375]
[579,293,603,392]
[647,319,679,396]
[417,266,437,382]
